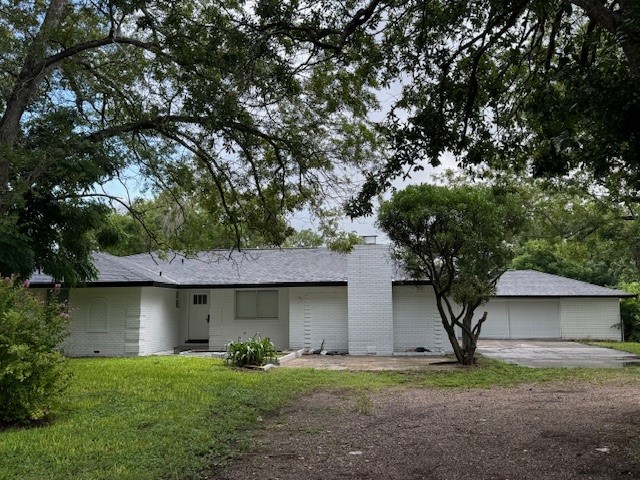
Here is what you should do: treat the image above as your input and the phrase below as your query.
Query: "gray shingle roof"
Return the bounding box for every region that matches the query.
[28,248,634,298]
[125,248,348,286]
[495,270,634,298]
[29,252,169,285]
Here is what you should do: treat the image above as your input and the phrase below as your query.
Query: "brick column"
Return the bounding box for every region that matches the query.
[347,245,394,355]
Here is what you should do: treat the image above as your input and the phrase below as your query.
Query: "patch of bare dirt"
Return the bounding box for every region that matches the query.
[213,382,640,480]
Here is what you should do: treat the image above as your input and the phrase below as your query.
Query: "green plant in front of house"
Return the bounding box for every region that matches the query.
[225,334,278,367]
[0,280,70,425]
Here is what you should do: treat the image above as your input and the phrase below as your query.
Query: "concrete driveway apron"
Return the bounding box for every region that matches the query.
[477,340,640,368]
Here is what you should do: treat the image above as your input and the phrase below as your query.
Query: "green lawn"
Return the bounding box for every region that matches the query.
[1,356,638,480]
[590,341,640,355]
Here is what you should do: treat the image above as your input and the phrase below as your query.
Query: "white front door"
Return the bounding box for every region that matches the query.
[188,291,210,341]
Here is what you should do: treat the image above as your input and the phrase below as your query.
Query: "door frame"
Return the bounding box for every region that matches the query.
[187,290,211,342]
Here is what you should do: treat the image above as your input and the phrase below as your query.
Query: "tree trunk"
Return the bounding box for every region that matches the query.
[444,322,465,364]
[434,294,466,363]
[461,320,477,366]
[0,0,67,142]
[571,0,640,78]
[434,293,480,365]
[0,0,67,209]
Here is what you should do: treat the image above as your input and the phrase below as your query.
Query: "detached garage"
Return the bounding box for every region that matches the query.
[480,271,632,341]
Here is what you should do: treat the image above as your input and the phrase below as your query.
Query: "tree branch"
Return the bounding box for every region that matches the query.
[570,0,623,34]
[42,35,161,72]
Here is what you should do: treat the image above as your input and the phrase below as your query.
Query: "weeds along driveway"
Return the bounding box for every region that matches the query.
[476,340,640,368]
[282,342,640,370]
[280,355,456,371]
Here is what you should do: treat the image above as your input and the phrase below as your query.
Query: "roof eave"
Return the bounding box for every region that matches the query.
[28,280,176,288]
[176,281,348,289]
[492,294,636,299]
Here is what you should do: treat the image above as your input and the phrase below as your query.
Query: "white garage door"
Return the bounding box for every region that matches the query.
[479,301,510,339]
[509,300,560,338]
[481,300,561,339]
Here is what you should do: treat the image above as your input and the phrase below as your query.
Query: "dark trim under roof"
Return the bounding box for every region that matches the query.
[30,281,176,289]
[491,294,636,299]
[392,280,635,298]
[176,281,347,289]
[392,280,432,286]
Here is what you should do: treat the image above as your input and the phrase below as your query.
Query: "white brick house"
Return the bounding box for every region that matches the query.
[30,245,632,357]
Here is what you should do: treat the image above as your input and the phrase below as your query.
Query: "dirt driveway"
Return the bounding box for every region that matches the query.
[214,381,640,480]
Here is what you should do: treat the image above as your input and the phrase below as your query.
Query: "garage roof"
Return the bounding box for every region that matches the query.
[494,270,634,298]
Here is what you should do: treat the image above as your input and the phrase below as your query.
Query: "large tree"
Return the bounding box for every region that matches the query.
[348,0,640,216]
[510,183,640,286]
[0,0,383,282]
[94,192,282,256]
[433,170,640,285]
[378,183,525,365]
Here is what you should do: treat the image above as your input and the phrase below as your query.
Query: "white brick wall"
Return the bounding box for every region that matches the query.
[347,245,394,355]
[560,297,622,341]
[177,290,190,342]
[62,287,141,357]
[289,286,348,352]
[208,288,290,350]
[392,285,451,353]
[138,287,181,355]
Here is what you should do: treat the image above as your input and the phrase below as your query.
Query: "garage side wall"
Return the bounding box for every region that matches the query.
[139,287,181,355]
[392,285,451,353]
[560,298,622,341]
[208,288,290,350]
[289,286,348,352]
[63,287,142,357]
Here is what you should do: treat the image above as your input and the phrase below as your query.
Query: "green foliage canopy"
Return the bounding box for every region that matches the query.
[618,282,640,342]
[349,0,640,215]
[507,177,640,286]
[0,0,382,281]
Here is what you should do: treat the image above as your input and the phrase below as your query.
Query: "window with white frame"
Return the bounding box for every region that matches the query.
[235,290,278,319]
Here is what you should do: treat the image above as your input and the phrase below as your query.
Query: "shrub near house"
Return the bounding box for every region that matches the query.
[619,282,640,342]
[0,281,69,424]
[226,334,278,367]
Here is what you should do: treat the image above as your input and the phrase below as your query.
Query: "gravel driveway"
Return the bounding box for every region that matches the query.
[214,381,640,480]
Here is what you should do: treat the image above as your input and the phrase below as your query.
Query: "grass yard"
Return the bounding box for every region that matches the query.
[591,341,640,355]
[1,356,639,480]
